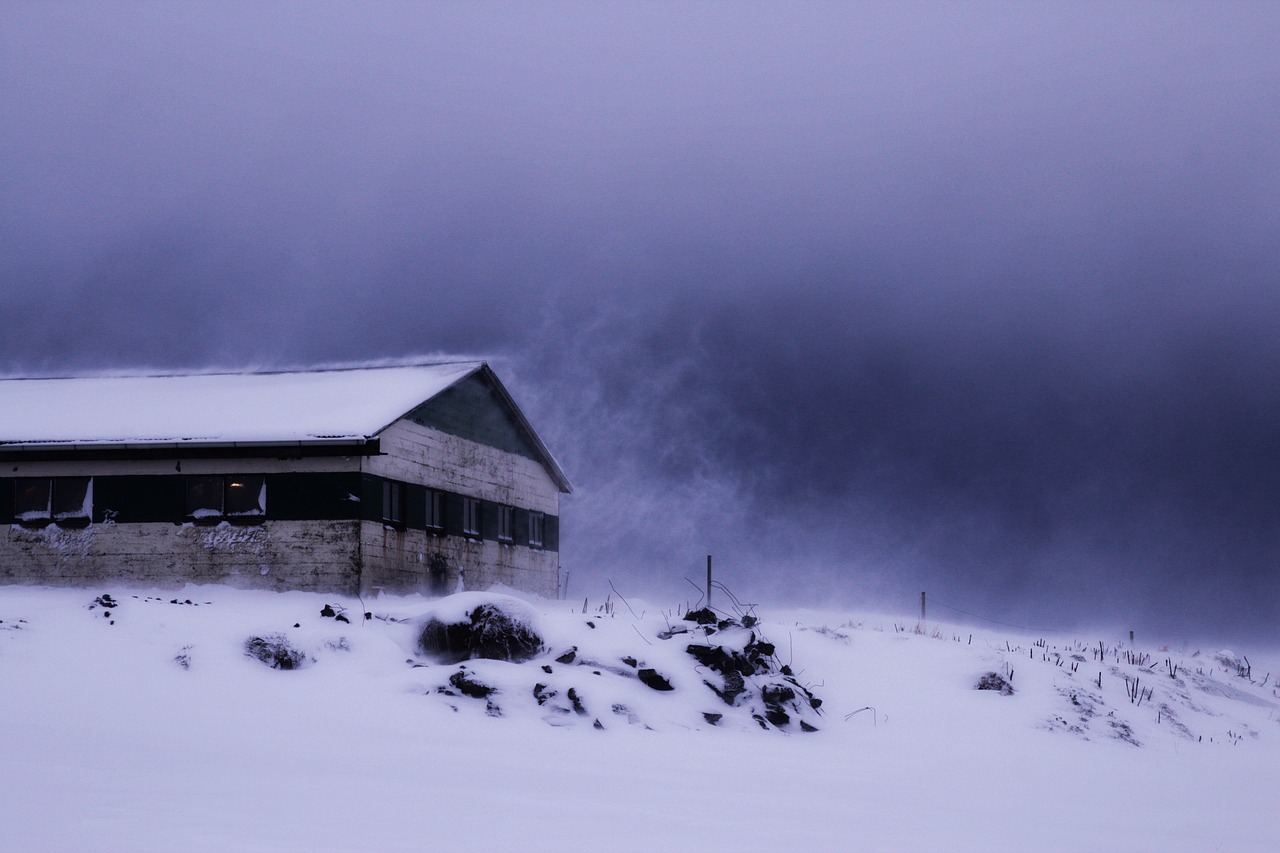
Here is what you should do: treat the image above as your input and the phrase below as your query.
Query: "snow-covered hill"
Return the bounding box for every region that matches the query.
[1,584,1276,852]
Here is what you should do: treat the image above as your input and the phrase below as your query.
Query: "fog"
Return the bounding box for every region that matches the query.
[3,2,1278,642]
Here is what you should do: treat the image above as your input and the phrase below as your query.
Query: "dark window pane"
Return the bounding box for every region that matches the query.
[15,478,51,521]
[497,505,513,541]
[186,476,223,518]
[529,511,544,548]
[426,490,443,530]
[52,477,91,519]
[225,475,266,516]
[381,480,401,524]
[462,497,480,536]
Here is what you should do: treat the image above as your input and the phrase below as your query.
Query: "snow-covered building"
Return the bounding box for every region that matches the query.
[0,362,571,598]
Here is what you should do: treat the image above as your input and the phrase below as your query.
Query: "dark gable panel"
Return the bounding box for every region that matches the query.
[405,373,543,464]
[266,473,363,522]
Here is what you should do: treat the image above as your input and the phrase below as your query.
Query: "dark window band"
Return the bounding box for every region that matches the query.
[3,473,558,550]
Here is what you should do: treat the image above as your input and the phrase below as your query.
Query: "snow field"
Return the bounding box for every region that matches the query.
[0,585,1276,852]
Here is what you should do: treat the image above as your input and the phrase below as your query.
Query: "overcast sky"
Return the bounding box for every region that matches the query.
[3,2,1278,642]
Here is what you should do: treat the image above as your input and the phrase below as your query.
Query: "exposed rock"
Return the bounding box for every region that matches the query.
[244,634,308,670]
[612,704,642,725]
[765,706,790,727]
[448,668,495,699]
[704,671,746,706]
[638,668,674,691]
[977,672,1014,695]
[418,597,543,664]
[761,684,796,705]
[684,607,717,625]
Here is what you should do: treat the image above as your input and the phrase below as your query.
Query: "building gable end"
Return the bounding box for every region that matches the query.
[403,372,551,473]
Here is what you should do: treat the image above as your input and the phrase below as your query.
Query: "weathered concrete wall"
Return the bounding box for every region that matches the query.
[361,418,562,598]
[358,521,559,598]
[2,453,365,592]
[366,419,560,514]
[0,519,362,593]
[3,424,562,598]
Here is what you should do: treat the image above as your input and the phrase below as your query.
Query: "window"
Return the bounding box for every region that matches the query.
[425,489,444,532]
[528,511,545,548]
[381,480,403,525]
[14,478,51,523]
[225,476,266,517]
[461,497,481,537]
[186,476,223,519]
[14,477,92,526]
[186,474,265,521]
[497,505,513,542]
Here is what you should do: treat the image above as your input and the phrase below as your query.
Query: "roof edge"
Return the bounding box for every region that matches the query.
[0,356,490,383]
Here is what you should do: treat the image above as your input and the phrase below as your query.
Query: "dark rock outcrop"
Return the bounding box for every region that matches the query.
[419,600,543,664]
[245,634,308,670]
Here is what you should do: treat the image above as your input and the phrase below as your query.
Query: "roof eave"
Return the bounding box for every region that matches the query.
[0,437,372,452]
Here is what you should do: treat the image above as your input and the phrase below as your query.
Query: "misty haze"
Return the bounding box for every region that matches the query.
[7,2,1276,644]
[4,4,1280,851]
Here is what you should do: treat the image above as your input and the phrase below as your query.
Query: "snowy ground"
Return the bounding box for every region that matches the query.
[1,584,1276,852]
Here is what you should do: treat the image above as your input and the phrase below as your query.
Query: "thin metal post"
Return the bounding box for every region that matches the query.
[921,591,926,622]
[707,555,712,609]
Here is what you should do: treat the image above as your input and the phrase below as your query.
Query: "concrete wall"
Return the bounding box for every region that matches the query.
[358,521,559,598]
[2,420,563,598]
[1,454,364,592]
[366,418,560,513]
[1,519,362,593]
[361,419,561,596]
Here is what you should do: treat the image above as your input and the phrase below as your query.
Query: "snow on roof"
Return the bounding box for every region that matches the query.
[0,362,484,448]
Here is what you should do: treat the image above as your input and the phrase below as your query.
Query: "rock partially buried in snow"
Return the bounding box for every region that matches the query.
[408,595,822,732]
[977,671,1014,695]
[637,668,674,691]
[245,633,309,670]
[415,592,543,664]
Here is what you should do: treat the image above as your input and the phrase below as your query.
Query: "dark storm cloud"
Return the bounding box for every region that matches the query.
[3,3,1279,641]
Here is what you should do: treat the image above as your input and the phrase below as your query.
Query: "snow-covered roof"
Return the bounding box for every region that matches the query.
[0,362,483,449]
